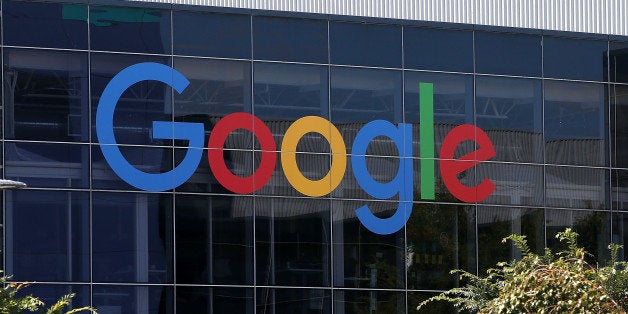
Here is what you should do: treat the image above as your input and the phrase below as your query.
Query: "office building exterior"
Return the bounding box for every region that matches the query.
[2,0,628,312]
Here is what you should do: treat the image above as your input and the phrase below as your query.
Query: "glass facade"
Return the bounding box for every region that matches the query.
[1,1,627,313]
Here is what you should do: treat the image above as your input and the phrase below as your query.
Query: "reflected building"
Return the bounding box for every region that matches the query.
[0,0,627,313]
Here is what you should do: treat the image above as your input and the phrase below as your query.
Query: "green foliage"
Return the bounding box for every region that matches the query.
[417,228,628,313]
[0,272,96,314]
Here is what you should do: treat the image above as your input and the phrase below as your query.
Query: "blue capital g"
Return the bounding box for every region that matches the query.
[96,62,204,192]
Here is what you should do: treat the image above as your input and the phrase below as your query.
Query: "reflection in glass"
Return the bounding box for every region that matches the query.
[7,190,89,282]
[173,11,250,58]
[610,41,628,83]
[612,213,628,262]
[404,27,473,72]
[407,203,476,290]
[332,200,405,289]
[410,292,457,314]
[475,31,542,77]
[257,288,331,313]
[611,84,628,168]
[5,142,89,189]
[176,148,253,193]
[174,57,251,149]
[177,287,253,313]
[544,81,607,166]
[90,6,171,54]
[546,209,610,264]
[92,285,173,313]
[176,195,253,285]
[544,36,607,81]
[4,49,89,142]
[256,197,330,287]
[475,76,543,163]
[93,193,173,283]
[474,162,544,207]
[90,53,171,146]
[253,16,327,63]
[20,285,90,309]
[477,206,544,274]
[334,290,405,313]
[330,22,402,68]
[613,169,628,211]
[3,0,87,49]
[546,166,608,209]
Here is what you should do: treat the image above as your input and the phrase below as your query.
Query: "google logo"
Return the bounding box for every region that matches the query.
[96,63,497,235]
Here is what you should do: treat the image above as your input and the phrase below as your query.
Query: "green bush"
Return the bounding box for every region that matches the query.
[417,229,628,313]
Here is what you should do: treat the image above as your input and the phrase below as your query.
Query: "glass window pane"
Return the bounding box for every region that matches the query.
[476,76,543,163]
[173,57,251,150]
[613,169,628,211]
[254,62,329,153]
[90,53,171,146]
[330,67,402,151]
[330,22,401,68]
[253,16,327,63]
[610,41,628,83]
[612,212,628,261]
[475,162,544,207]
[7,190,89,282]
[332,200,405,289]
[546,209,610,264]
[477,206,544,274]
[404,27,473,72]
[410,292,457,314]
[475,31,542,77]
[173,11,250,58]
[177,287,253,313]
[5,142,89,189]
[544,36,607,81]
[176,195,253,285]
[611,84,628,168]
[545,166,609,209]
[3,0,87,49]
[544,80,607,166]
[93,285,173,313]
[90,6,171,54]
[258,288,331,313]
[333,290,405,313]
[407,203,476,290]
[4,49,89,142]
[93,192,173,283]
[175,148,253,193]
[256,197,330,287]
[18,285,90,309]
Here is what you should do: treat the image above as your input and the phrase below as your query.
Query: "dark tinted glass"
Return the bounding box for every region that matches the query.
[612,84,628,168]
[544,81,607,166]
[258,288,331,313]
[176,195,253,285]
[4,49,88,142]
[90,6,171,54]
[254,16,327,63]
[474,162,544,206]
[330,22,401,68]
[476,76,543,163]
[18,285,90,309]
[613,169,628,211]
[3,0,87,49]
[256,197,330,287]
[546,209,610,264]
[173,57,251,150]
[407,203,476,289]
[175,148,253,193]
[333,290,405,313]
[92,285,173,313]
[7,190,89,282]
[177,287,253,313]
[410,292,457,314]
[254,62,329,153]
[544,37,607,81]
[93,192,173,283]
[173,11,250,58]
[612,212,628,261]
[477,206,544,274]
[91,53,171,146]
[92,145,173,191]
[5,142,89,189]
[545,166,609,209]
[610,41,628,83]
[332,200,405,289]
[404,27,473,72]
[475,31,542,76]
